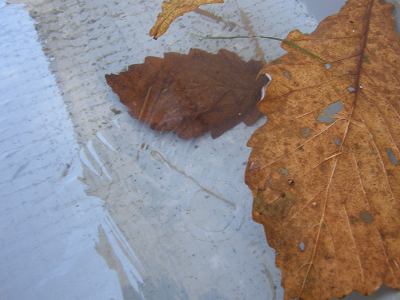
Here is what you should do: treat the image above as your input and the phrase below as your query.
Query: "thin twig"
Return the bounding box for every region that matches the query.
[199,35,325,63]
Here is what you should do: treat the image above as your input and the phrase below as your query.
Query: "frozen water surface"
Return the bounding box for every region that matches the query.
[1,0,399,299]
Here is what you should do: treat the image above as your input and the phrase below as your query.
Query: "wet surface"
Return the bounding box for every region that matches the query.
[11,0,317,298]
[1,0,400,299]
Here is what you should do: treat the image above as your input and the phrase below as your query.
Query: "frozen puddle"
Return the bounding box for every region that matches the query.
[1,0,400,299]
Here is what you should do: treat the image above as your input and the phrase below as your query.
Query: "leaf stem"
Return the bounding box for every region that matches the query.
[200,35,325,63]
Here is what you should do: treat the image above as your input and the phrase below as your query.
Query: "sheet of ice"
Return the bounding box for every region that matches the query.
[1,0,400,299]
[0,3,143,299]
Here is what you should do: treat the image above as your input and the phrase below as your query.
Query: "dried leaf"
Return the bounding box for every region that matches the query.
[149,0,224,39]
[106,49,268,139]
[245,1,400,299]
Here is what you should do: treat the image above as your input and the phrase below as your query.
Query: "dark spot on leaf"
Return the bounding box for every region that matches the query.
[348,86,356,93]
[334,137,342,146]
[360,211,374,224]
[317,101,343,124]
[259,191,296,220]
[283,70,292,80]
[301,127,312,138]
[299,242,305,252]
[386,148,399,166]
[350,216,358,224]
[279,168,289,176]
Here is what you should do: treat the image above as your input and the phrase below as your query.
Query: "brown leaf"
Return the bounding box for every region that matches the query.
[245,1,400,299]
[149,0,224,39]
[106,49,268,139]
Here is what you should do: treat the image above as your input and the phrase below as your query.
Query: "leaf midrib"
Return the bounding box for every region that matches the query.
[298,0,375,297]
